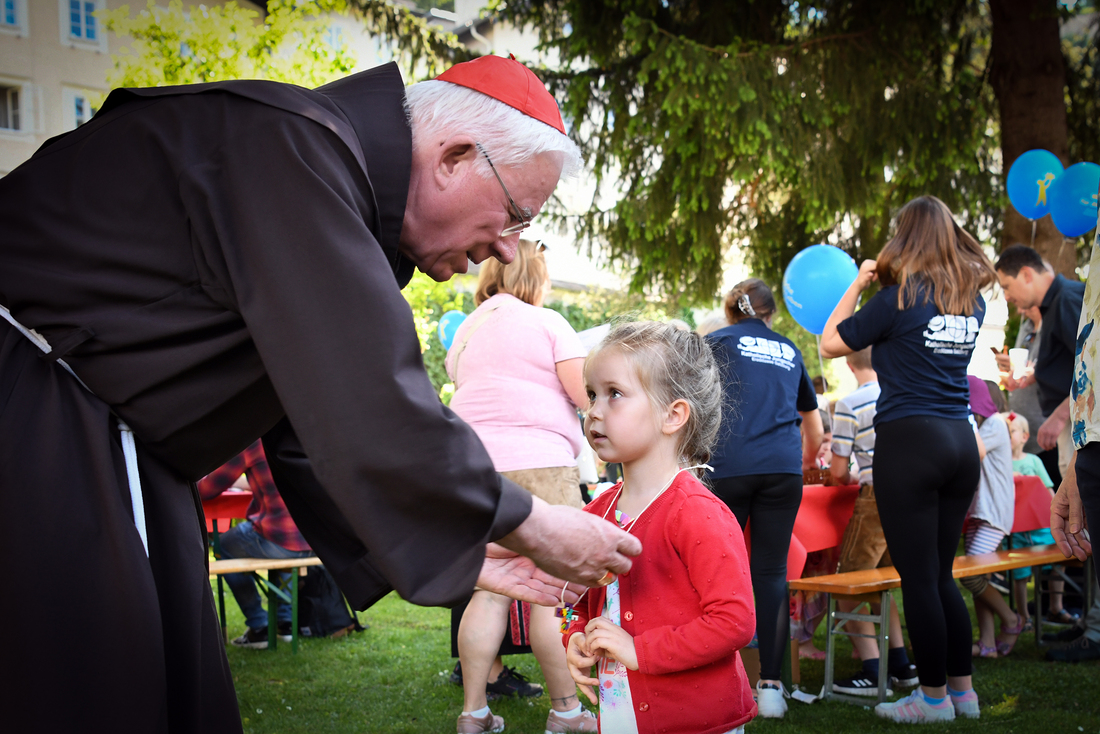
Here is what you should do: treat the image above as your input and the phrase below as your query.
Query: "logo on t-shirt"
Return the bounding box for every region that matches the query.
[737,336,797,370]
[923,314,980,355]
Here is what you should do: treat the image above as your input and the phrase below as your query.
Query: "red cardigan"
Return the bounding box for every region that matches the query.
[563,472,757,734]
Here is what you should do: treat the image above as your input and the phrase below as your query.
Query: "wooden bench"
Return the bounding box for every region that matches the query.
[209,557,324,653]
[789,545,1078,705]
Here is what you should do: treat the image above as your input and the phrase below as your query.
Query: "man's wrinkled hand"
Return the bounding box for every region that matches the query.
[477,543,582,606]
[1051,472,1092,561]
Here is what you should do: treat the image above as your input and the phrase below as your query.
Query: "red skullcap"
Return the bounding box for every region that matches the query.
[435,54,566,135]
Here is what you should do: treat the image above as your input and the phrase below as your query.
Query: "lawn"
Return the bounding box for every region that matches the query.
[220,587,1100,734]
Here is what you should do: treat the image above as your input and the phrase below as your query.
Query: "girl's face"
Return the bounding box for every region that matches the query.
[1009,424,1028,453]
[583,349,664,466]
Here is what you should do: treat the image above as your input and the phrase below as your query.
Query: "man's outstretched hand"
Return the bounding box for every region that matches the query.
[477,543,583,606]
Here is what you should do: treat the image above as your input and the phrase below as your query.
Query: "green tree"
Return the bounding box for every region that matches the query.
[491,0,1099,307]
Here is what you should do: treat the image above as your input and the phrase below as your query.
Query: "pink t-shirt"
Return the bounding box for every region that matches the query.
[446,293,586,472]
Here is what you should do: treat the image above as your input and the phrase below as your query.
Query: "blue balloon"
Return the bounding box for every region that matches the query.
[1006,149,1063,221]
[782,245,859,335]
[438,310,466,350]
[1049,161,1100,238]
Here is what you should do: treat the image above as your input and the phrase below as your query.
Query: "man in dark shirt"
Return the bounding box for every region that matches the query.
[0,56,639,733]
[996,245,1085,475]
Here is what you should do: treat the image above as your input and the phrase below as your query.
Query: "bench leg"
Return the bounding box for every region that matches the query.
[876,591,890,704]
[291,567,299,655]
[267,571,278,651]
[823,593,836,701]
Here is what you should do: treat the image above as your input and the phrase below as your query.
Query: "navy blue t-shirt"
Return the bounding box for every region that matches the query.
[836,284,985,425]
[707,318,818,478]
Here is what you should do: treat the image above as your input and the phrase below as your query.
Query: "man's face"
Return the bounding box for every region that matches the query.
[401,146,563,281]
[996,267,1039,310]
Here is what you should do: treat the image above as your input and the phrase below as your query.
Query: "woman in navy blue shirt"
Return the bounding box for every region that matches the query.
[821,196,996,723]
[707,278,823,719]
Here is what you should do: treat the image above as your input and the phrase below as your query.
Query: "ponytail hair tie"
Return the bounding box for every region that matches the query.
[738,294,756,317]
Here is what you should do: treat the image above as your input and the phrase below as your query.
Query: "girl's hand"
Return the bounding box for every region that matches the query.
[584,617,639,671]
[566,632,600,704]
[855,259,879,291]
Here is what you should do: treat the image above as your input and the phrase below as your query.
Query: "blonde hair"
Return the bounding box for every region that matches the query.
[588,321,722,469]
[875,196,996,316]
[724,278,776,325]
[1005,411,1029,435]
[846,346,873,371]
[474,239,548,306]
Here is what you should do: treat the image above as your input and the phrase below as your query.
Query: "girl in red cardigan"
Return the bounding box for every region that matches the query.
[562,322,757,734]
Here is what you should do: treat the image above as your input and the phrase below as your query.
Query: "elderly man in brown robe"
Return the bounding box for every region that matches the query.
[0,55,638,733]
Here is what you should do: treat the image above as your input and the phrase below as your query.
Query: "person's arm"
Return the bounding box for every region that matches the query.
[820,260,879,358]
[829,404,856,485]
[1051,450,1091,560]
[197,450,249,501]
[800,409,825,471]
[830,452,853,485]
[1037,396,1071,451]
[555,357,588,410]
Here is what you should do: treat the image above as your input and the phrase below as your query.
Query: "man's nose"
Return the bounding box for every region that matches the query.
[492,234,520,264]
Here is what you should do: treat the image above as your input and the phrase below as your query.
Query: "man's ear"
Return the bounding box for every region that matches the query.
[662,399,691,436]
[1019,266,1036,285]
[434,135,478,188]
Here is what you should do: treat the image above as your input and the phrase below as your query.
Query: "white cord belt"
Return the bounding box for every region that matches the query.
[1,304,148,556]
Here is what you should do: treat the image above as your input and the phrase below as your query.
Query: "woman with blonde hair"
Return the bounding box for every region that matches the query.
[446,240,595,734]
[821,195,997,723]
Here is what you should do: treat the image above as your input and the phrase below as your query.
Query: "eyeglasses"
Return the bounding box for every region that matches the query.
[476,142,531,238]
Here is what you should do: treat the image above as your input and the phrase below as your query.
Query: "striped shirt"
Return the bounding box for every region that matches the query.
[831,381,880,486]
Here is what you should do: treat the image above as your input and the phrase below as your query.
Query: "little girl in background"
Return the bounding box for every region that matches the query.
[962,376,1024,658]
[1005,413,1075,627]
[562,322,757,734]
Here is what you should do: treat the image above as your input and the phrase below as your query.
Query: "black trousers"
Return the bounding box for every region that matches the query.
[1071,442,1100,588]
[874,415,979,688]
[711,473,803,681]
[0,321,241,733]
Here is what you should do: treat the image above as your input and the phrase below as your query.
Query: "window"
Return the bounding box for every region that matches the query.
[74,94,96,126]
[69,0,96,41]
[63,87,99,131]
[0,85,20,131]
[2,0,15,27]
[0,0,28,37]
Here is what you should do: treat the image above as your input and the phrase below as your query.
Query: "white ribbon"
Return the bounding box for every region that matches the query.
[1,304,148,556]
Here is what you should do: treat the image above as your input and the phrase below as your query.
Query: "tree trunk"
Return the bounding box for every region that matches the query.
[989,0,1073,275]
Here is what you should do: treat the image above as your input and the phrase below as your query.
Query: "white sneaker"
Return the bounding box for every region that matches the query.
[874,690,955,723]
[755,681,788,718]
[950,689,980,719]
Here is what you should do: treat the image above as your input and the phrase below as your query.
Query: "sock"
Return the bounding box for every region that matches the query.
[555,705,583,719]
[921,691,946,706]
[861,658,880,678]
[887,647,911,670]
[947,685,971,697]
[463,706,490,718]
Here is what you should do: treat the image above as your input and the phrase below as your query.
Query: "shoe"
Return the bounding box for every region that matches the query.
[874,690,955,723]
[1045,608,1079,625]
[1043,624,1086,644]
[276,622,293,642]
[450,662,463,685]
[950,688,980,719]
[989,572,1010,595]
[545,708,597,733]
[1045,635,1100,662]
[231,627,274,649]
[486,666,543,699]
[888,663,920,689]
[996,613,1027,657]
[832,673,893,697]
[457,709,504,734]
[971,641,998,658]
[755,681,788,718]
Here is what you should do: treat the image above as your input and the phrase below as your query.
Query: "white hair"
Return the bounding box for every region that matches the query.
[404,80,582,179]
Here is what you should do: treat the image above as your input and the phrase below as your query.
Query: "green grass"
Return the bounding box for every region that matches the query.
[220,586,1100,733]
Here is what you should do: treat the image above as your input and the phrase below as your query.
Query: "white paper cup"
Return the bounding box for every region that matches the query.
[1009,348,1029,379]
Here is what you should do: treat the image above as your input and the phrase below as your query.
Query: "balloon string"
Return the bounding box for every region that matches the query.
[815,333,826,391]
[1031,219,1036,248]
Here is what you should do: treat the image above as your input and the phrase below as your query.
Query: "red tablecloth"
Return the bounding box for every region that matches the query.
[1011,475,1053,534]
[202,491,253,533]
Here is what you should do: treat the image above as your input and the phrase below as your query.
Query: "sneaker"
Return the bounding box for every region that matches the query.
[950,689,980,719]
[888,663,920,689]
[450,662,463,685]
[276,622,293,642]
[486,666,543,699]
[755,681,788,718]
[1045,635,1100,662]
[832,673,893,697]
[989,572,1010,595]
[457,709,504,734]
[545,707,597,733]
[1043,623,1086,644]
[874,690,955,723]
[231,627,275,649]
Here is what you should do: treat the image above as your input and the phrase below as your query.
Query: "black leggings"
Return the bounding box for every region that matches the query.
[711,473,803,681]
[874,416,979,688]
[1072,442,1100,588]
